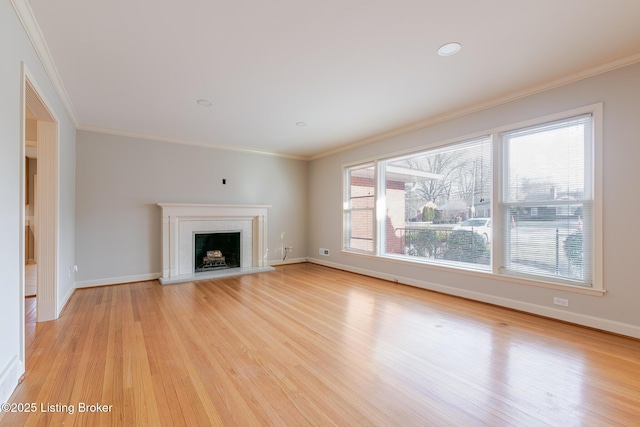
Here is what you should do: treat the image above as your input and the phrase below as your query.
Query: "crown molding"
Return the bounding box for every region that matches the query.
[77,125,309,161]
[11,0,80,127]
[11,0,640,161]
[310,52,640,160]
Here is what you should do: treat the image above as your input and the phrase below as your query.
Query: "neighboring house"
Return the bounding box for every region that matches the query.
[515,187,584,220]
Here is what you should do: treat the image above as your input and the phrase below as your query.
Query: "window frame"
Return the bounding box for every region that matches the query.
[343,162,377,255]
[494,105,603,291]
[341,104,604,295]
[378,135,493,271]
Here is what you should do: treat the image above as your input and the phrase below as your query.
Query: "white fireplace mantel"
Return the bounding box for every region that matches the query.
[158,203,274,284]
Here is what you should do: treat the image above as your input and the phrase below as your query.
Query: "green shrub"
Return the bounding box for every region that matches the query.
[406,229,443,258]
[564,231,583,267]
[444,230,489,264]
[422,207,436,222]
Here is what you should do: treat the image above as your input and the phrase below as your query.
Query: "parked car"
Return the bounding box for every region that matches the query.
[452,218,492,243]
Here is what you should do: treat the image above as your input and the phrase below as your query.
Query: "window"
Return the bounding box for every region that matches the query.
[501,114,594,286]
[344,163,375,253]
[342,105,602,291]
[380,137,492,269]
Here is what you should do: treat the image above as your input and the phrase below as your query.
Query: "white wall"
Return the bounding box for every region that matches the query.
[0,0,76,402]
[308,62,640,338]
[75,131,308,286]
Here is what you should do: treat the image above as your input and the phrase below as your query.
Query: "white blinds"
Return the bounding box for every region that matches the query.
[501,114,593,285]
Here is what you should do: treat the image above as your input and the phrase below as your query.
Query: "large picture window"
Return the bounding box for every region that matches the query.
[342,105,602,291]
[380,137,492,269]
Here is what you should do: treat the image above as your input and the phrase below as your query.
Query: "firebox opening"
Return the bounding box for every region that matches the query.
[194,231,241,273]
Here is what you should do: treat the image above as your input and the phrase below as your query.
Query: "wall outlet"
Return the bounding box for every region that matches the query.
[319,248,330,256]
[69,265,79,277]
[553,297,569,307]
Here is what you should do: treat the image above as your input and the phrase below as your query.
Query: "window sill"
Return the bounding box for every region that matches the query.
[341,250,606,297]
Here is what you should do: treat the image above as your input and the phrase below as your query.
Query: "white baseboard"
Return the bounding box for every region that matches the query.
[75,272,162,288]
[269,257,307,266]
[307,257,640,340]
[58,283,76,316]
[0,355,22,404]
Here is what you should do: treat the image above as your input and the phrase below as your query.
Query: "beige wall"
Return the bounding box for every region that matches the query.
[308,61,640,338]
[75,131,308,286]
[1,0,76,402]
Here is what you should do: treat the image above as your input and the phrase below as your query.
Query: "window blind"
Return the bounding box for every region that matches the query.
[501,114,593,285]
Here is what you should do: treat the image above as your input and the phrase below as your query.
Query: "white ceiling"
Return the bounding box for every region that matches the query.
[22,0,640,159]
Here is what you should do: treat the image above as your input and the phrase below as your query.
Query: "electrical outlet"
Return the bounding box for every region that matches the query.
[319,248,330,256]
[553,297,569,307]
[68,265,79,277]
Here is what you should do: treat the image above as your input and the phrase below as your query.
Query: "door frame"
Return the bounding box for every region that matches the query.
[20,64,59,368]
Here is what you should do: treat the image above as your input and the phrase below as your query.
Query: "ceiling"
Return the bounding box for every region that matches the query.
[21,0,640,159]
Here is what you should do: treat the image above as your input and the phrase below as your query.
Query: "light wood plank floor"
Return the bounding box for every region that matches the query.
[25,263,36,297]
[3,263,640,426]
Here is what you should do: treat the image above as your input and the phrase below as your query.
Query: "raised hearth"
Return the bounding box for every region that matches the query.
[158,203,274,284]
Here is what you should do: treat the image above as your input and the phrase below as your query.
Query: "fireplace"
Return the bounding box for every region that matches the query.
[158,203,274,284]
[194,231,241,272]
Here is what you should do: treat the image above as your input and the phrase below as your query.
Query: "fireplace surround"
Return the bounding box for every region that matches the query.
[158,203,274,284]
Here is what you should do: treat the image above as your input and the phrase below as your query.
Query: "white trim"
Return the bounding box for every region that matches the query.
[58,281,75,311]
[159,267,274,285]
[341,250,604,296]
[35,119,59,321]
[269,257,308,266]
[11,0,640,161]
[307,258,640,339]
[77,126,308,161]
[311,54,640,160]
[592,104,604,291]
[0,355,23,404]
[158,204,271,283]
[18,64,27,393]
[75,273,162,289]
[343,163,377,255]
[497,104,604,291]
[341,104,604,292]
[10,0,80,127]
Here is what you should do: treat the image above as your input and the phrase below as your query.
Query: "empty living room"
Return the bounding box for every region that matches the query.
[2,0,640,425]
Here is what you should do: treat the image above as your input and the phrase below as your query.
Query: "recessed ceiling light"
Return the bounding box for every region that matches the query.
[296,122,308,127]
[437,42,462,57]
[197,99,212,107]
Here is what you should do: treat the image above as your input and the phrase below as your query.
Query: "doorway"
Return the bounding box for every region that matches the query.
[20,70,59,368]
[25,111,37,298]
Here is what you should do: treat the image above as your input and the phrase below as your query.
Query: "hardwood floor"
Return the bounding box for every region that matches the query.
[3,263,639,426]
[25,263,36,297]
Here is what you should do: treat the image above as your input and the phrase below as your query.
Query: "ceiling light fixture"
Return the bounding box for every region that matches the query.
[437,42,462,57]
[296,122,308,127]
[197,99,212,107]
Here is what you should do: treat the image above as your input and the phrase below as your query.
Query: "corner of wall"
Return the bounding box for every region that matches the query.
[0,355,23,404]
